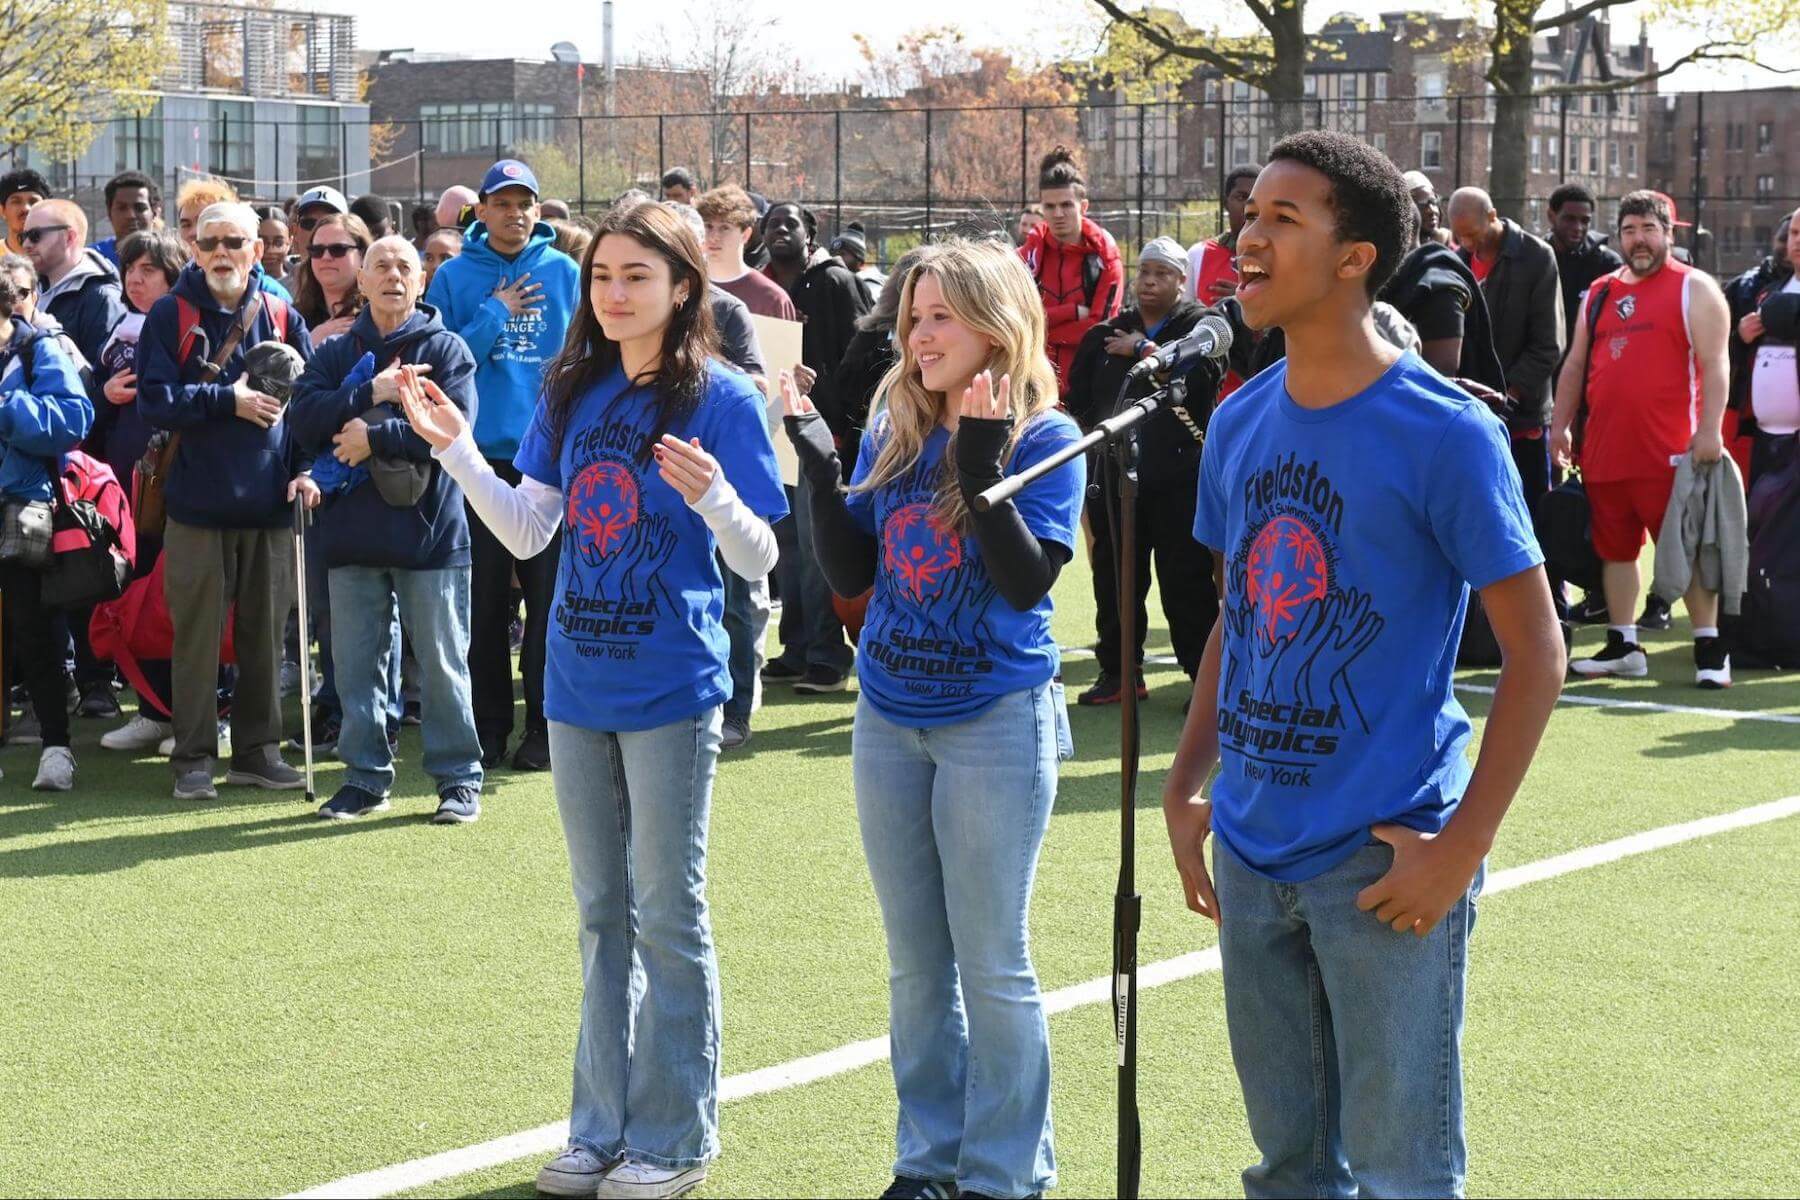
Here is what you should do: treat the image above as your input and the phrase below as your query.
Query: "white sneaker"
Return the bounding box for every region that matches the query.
[102,713,175,751]
[32,746,75,791]
[160,721,231,758]
[595,1160,707,1199]
[1570,630,1648,678]
[535,1144,613,1197]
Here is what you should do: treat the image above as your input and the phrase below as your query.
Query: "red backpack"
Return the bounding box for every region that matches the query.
[89,555,238,717]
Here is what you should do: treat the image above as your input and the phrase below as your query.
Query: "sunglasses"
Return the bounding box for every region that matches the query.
[308,242,358,260]
[195,235,251,253]
[21,224,71,245]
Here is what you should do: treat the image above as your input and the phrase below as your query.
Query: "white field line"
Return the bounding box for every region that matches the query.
[1058,646,1799,725]
[284,794,1800,1200]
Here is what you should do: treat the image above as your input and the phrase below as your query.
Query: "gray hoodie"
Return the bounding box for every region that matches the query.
[1653,453,1749,616]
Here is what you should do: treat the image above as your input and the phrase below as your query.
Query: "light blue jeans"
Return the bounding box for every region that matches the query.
[852,683,1070,1198]
[549,710,725,1169]
[327,565,480,797]
[1214,837,1484,1199]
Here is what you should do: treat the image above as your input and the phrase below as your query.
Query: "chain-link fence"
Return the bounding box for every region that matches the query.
[28,90,1800,280]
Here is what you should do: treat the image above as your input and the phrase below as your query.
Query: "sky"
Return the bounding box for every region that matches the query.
[320,0,1795,93]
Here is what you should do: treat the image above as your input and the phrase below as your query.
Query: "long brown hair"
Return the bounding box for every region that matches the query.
[292,212,372,326]
[541,201,718,465]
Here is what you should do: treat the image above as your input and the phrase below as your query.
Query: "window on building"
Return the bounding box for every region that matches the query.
[1421,130,1443,170]
[1588,138,1600,174]
[1304,75,1318,98]
[1531,135,1542,172]
[207,99,254,183]
[1232,80,1250,102]
[1204,136,1216,167]
[1726,176,1740,198]
[1627,142,1638,175]
[1758,122,1774,153]
[1372,132,1387,156]
[1203,79,1219,103]
[114,99,165,179]
[1549,135,1560,171]
[296,105,341,188]
[1757,174,1776,202]
[1626,91,1638,117]
[1418,70,1446,122]
[1609,141,1620,176]
[1374,74,1387,100]
[1230,137,1254,167]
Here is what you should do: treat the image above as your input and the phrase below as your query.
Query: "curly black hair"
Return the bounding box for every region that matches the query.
[1038,146,1087,198]
[1267,131,1416,297]
[1548,182,1597,213]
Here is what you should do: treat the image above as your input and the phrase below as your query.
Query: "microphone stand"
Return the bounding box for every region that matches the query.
[974,369,1190,1200]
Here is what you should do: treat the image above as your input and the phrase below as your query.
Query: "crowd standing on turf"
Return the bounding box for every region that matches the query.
[1,135,1795,1200]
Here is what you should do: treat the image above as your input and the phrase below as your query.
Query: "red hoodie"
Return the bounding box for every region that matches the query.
[1019,217,1125,396]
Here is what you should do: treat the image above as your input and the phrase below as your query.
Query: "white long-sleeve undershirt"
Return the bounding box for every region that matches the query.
[432,431,778,577]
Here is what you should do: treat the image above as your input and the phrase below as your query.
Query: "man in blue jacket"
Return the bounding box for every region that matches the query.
[424,158,578,771]
[138,201,321,802]
[290,236,485,823]
[24,200,127,369]
[0,274,93,791]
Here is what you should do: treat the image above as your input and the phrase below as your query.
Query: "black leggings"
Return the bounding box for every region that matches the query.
[0,562,72,747]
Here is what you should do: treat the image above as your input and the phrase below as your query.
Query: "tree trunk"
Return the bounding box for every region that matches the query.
[1268,0,1309,137]
[1487,7,1538,220]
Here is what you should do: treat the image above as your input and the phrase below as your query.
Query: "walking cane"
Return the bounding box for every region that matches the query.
[292,493,315,804]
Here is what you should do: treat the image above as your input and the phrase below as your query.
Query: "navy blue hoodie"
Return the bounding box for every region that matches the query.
[137,263,314,529]
[41,247,127,368]
[288,303,476,571]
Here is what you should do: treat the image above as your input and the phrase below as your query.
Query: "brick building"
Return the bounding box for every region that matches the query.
[1646,88,1800,278]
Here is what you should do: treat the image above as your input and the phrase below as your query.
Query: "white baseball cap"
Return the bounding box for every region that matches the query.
[296,186,349,215]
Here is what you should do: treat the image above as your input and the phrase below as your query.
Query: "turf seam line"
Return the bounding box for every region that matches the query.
[1059,646,1798,724]
[282,794,1800,1200]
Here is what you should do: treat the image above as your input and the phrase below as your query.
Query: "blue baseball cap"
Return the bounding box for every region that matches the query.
[479,159,540,200]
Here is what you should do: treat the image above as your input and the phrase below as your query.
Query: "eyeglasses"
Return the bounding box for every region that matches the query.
[194,235,251,253]
[21,225,70,246]
[308,242,358,260]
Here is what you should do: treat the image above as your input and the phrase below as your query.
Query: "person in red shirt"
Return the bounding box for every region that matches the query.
[1185,164,1257,305]
[1018,146,1124,397]
[1552,190,1734,688]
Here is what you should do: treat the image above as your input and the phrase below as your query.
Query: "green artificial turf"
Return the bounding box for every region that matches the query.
[2,558,1795,1198]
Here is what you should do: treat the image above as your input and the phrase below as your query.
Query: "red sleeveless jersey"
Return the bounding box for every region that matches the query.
[1582,259,1699,482]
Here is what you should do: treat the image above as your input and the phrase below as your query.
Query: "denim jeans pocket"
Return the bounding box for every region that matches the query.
[1049,678,1075,762]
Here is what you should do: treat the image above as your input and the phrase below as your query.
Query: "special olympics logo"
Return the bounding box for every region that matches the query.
[567,460,640,559]
[1245,515,1330,642]
[883,502,963,602]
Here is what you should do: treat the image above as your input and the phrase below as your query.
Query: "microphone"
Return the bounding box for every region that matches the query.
[1126,313,1233,380]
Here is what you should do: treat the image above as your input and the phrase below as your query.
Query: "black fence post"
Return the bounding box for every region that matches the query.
[1020,106,1029,214]
[494,117,502,165]
[274,120,282,198]
[416,119,425,201]
[1216,98,1227,235]
[834,109,843,232]
[744,113,752,190]
[1455,96,1465,190]
[1691,90,1705,253]
[578,116,586,213]
[1136,102,1147,247]
[923,107,933,242]
[657,115,666,184]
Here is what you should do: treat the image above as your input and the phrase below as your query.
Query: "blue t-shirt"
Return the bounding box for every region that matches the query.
[1193,352,1543,882]
[846,410,1085,727]
[514,362,788,733]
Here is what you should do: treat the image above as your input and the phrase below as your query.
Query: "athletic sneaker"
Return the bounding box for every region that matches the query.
[760,657,806,683]
[880,1176,958,1199]
[1694,636,1732,689]
[1570,592,1610,625]
[162,721,232,759]
[432,786,481,825]
[225,751,305,790]
[1569,629,1649,678]
[720,715,751,752]
[793,665,849,694]
[172,768,218,801]
[279,659,303,698]
[76,684,121,719]
[1639,593,1674,631]
[1078,670,1148,706]
[535,1144,612,1197]
[511,725,551,771]
[32,746,75,791]
[101,713,173,751]
[285,709,340,757]
[317,786,390,820]
[595,1160,707,1199]
[5,702,41,746]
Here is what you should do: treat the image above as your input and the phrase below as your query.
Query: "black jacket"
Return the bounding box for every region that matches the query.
[1067,299,1214,489]
[829,323,898,476]
[1465,218,1564,430]
[1553,233,1624,345]
[773,249,871,435]
[1726,258,1798,428]
[1382,242,1506,396]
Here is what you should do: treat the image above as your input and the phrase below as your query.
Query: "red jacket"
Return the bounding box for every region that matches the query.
[1020,217,1125,395]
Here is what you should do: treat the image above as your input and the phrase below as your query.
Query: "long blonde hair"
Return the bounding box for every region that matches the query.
[854,238,1060,532]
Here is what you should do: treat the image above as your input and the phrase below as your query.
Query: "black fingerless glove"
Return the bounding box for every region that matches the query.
[954,414,1013,500]
[784,410,843,489]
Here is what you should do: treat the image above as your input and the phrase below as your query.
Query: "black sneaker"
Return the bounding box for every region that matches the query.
[1078,671,1148,706]
[76,684,121,719]
[1639,593,1673,631]
[480,734,508,770]
[1570,592,1611,625]
[286,708,340,756]
[317,785,390,820]
[760,658,806,683]
[793,665,849,694]
[1694,636,1732,689]
[511,725,550,771]
[720,715,751,752]
[879,1177,957,1200]
[1570,629,1648,678]
[401,698,422,726]
[432,785,481,824]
